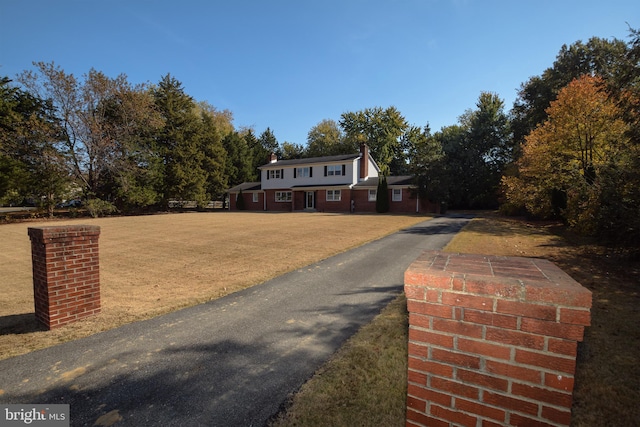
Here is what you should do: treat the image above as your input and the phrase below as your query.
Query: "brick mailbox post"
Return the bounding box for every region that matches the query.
[28,225,101,330]
[404,251,592,427]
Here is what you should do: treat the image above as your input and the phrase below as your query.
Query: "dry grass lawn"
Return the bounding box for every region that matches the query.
[0,212,428,360]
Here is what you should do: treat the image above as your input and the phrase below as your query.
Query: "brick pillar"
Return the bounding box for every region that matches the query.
[28,225,101,330]
[404,251,592,427]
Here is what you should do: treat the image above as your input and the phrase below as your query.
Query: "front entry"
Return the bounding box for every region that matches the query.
[305,191,315,210]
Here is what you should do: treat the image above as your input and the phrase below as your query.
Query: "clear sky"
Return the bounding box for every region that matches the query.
[1,1,637,145]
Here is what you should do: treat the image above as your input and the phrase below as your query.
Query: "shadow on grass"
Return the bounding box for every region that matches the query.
[0,313,45,335]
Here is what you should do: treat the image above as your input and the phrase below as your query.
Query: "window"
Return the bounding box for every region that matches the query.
[326,190,341,201]
[296,167,311,178]
[252,193,259,203]
[275,191,292,202]
[392,188,402,202]
[325,165,344,176]
[268,169,282,179]
[368,189,377,202]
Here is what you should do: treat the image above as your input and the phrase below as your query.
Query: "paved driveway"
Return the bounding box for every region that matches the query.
[0,215,471,426]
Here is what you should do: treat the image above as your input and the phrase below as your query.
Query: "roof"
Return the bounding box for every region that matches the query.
[353,176,415,188]
[227,182,261,192]
[227,176,416,193]
[258,153,359,169]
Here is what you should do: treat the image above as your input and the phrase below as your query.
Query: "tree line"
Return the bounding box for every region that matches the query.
[1,28,638,245]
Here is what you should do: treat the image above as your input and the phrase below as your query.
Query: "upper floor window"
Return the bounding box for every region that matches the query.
[295,167,311,178]
[392,188,402,202]
[325,165,345,176]
[268,169,283,179]
[326,190,341,201]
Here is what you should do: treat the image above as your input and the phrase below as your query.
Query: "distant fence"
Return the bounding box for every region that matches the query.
[168,200,225,209]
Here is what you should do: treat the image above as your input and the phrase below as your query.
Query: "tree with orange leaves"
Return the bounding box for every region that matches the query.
[503,75,630,234]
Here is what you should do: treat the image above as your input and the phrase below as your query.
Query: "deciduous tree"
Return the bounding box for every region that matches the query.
[503,75,629,234]
[340,106,408,176]
[306,119,347,157]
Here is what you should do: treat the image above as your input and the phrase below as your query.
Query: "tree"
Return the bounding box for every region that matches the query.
[153,74,208,207]
[280,141,305,160]
[236,188,246,210]
[375,176,389,213]
[97,83,164,209]
[464,92,512,208]
[340,106,408,176]
[405,124,448,205]
[511,37,628,146]
[306,119,348,157]
[251,128,279,174]
[223,131,254,186]
[17,62,163,209]
[0,76,69,215]
[198,104,228,200]
[503,75,629,233]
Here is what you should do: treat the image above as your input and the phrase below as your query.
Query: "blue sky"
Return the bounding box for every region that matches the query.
[1,1,637,145]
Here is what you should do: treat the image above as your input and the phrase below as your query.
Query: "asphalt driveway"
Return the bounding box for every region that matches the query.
[0,214,471,426]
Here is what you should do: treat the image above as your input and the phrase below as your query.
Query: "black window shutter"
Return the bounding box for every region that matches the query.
[342,164,346,176]
[294,168,297,178]
[281,169,284,178]
[267,170,270,180]
[324,166,327,176]
[309,167,313,177]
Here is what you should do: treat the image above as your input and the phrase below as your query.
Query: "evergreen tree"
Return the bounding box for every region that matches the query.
[198,106,228,200]
[0,77,69,215]
[236,188,246,210]
[223,131,254,186]
[153,74,208,206]
[376,176,389,213]
[250,128,279,176]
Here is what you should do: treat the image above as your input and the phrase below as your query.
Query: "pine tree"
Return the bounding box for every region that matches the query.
[376,176,389,213]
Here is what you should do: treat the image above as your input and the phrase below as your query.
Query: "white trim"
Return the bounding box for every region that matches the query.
[326,189,341,201]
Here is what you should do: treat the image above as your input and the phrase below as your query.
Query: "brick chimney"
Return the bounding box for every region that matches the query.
[359,143,369,180]
[269,152,278,163]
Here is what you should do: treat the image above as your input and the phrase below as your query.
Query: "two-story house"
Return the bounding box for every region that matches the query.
[227,143,439,213]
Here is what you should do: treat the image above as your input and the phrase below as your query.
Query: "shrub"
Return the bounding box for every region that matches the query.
[85,198,118,218]
[236,189,246,210]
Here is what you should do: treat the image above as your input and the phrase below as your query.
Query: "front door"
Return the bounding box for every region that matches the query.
[305,191,315,209]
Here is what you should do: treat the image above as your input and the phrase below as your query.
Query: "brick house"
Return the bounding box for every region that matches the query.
[227,143,440,213]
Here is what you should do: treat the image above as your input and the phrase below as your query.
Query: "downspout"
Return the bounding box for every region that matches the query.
[263,191,267,211]
[416,191,419,213]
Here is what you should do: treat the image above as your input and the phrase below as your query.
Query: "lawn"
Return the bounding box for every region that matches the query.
[0,212,428,360]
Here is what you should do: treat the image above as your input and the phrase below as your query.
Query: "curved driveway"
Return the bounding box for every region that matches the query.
[0,215,471,426]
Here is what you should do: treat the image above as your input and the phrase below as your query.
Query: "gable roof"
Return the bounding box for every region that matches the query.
[257,153,359,169]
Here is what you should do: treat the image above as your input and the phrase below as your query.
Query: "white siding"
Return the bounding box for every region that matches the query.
[261,160,357,189]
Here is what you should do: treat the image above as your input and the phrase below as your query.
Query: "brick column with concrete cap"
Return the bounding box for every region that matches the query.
[28,225,101,329]
[404,250,592,427]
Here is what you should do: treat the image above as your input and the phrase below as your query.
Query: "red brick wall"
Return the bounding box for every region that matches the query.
[315,189,351,212]
[351,189,376,213]
[404,251,592,427]
[229,192,264,211]
[28,225,101,329]
[264,190,293,212]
